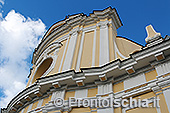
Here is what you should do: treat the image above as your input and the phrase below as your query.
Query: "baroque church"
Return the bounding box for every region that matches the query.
[1,7,170,113]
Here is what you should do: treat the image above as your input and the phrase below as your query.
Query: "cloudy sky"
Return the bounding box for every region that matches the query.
[0,0,170,108]
[0,0,46,108]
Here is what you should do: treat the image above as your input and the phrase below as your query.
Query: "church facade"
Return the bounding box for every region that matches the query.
[2,7,170,113]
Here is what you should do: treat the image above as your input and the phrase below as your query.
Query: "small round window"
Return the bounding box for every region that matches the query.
[32,58,53,84]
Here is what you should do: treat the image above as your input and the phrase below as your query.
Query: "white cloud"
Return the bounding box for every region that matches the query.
[0,0,4,18]
[0,0,4,5]
[0,10,46,108]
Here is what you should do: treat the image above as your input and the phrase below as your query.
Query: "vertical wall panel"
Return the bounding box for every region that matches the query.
[98,82,112,95]
[58,39,69,72]
[97,108,113,113]
[163,89,170,112]
[62,33,78,72]
[80,31,94,68]
[157,93,169,113]
[145,69,157,82]
[52,39,68,73]
[99,24,109,66]
[26,103,33,112]
[51,90,65,101]
[108,24,115,61]
[92,29,97,66]
[71,31,82,69]
[124,73,146,90]
[95,27,100,67]
[155,61,170,76]
[76,32,85,71]
[37,99,43,108]
[75,89,88,98]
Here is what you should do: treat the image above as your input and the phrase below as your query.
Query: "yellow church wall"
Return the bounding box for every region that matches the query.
[116,37,142,58]
[84,23,96,28]
[116,52,124,61]
[43,19,107,55]
[26,76,31,87]
[95,26,100,67]
[70,107,91,113]
[113,81,124,93]
[43,24,89,49]
[47,23,96,52]
[43,23,98,55]
[23,105,29,113]
[115,37,127,57]
[162,85,170,90]
[42,95,52,106]
[26,66,36,87]
[100,18,108,22]
[48,110,62,113]
[127,92,157,113]
[133,92,155,100]
[37,32,66,61]
[126,107,157,113]
[114,107,122,113]
[32,58,53,83]
[144,69,157,82]
[80,31,94,68]
[71,31,82,70]
[50,39,69,74]
[31,100,39,110]
[88,87,97,97]
[44,21,65,41]
[26,74,32,87]
[59,37,70,72]
[157,93,169,113]
[108,24,115,62]
[28,39,68,85]
[64,90,75,100]
[45,32,69,52]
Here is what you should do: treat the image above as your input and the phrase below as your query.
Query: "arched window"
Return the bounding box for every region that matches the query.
[32,58,53,84]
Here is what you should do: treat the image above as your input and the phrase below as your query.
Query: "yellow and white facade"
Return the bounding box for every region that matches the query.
[2,7,170,113]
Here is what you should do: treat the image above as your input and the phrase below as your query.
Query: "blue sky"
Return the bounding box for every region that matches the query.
[3,0,170,45]
[0,0,170,108]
